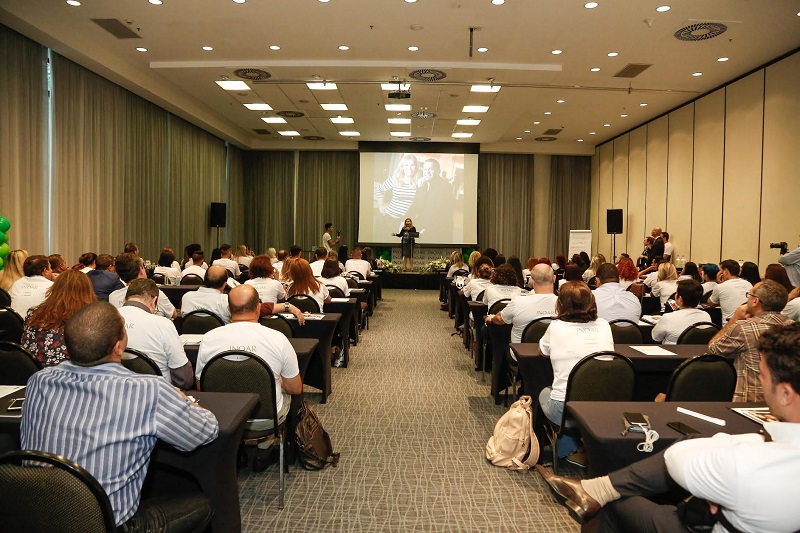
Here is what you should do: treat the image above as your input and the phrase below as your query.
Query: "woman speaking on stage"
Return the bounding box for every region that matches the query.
[391,218,417,272]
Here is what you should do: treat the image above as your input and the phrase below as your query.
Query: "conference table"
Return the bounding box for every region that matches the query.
[0,388,258,533]
[567,401,764,476]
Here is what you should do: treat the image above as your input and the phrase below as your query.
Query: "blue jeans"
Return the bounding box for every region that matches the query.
[538,387,580,458]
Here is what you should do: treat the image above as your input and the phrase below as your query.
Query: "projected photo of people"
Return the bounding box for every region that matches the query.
[374,153,420,235]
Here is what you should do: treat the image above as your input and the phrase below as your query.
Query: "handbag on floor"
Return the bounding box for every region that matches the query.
[295,401,340,470]
[485,395,540,470]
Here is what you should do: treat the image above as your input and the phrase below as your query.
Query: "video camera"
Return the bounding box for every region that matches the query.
[770,242,788,255]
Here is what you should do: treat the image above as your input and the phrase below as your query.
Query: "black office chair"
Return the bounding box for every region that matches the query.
[451,269,469,278]
[179,310,225,334]
[505,316,553,401]
[0,449,117,533]
[259,314,294,338]
[543,351,635,473]
[609,319,644,344]
[488,298,511,315]
[474,290,486,303]
[181,274,204,285]
[150,273,166,285]
[664,354,736,402]
[287,294,320,313]
[346,271,364,280]
[700,290,713,304]
[641,296,661,316]
[0,307,24,344]
[200,351,287,508]
[326,286,346,298]
[121,348,162,376]
[0,342,42,385]
[345,277,359,289]
[677,322,721,345]
[0,288,10,308]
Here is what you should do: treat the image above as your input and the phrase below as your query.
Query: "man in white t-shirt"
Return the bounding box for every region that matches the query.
[273,249,288,276]
[593,263,642,324]
[211,244,240,278]
[662,231,674,262]
[309,247,328,277]
[108,253,177,319]
[117,278,193,388]
[707,259,752,322]
[322,222,340,253]
[180,266,231,323]
[344,248,372,279]
[486,263,558,344]
[652,279,712,344]
[9,255,54,317]
[181,250,208,281]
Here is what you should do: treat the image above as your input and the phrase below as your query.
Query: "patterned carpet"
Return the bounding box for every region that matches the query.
[237,289,580,533]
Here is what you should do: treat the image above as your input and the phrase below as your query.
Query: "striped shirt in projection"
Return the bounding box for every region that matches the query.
[375,175,417,220]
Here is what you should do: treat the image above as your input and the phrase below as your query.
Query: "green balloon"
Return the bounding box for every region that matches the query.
[0,231,5,244]
[0,256,4,270]
[0,217,9,233]
[0,243,8,259]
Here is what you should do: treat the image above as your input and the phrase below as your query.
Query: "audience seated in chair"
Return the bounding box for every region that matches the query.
[8,255,54,318]
[244,255,286,304]
[651,279,711,345]
[109,253,177,319]
[486,263,557,344]
[594,263,642,324]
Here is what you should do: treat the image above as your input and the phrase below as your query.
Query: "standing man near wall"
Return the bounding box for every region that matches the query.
[323,223,340,253]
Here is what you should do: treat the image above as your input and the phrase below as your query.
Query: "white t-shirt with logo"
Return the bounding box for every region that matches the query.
[244,277,286,304]
[709,277,752,322]
[9,276,53,317]
[500,293,558,344]
[118,305,189,382]
[109,284,176,319]
[180,287,231,323]
[652,307,713,345]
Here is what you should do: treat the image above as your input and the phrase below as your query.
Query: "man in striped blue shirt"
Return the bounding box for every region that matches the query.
[21,301,219,532]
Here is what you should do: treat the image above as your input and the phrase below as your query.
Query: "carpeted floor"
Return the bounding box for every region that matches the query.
[237,289,580,532]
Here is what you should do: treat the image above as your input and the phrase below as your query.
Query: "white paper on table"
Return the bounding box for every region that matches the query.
[179,334,205,345]
[629,345,677,356]
[330,298,350,302]
[303,313,325,320]
[0,386,24,399]
[639,315,661,325]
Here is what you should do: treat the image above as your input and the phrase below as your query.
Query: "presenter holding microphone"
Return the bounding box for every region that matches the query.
[392,218,417,272]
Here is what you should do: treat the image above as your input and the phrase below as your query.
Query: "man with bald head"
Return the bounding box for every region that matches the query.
[486,263,558,343]
[180,265,232,322]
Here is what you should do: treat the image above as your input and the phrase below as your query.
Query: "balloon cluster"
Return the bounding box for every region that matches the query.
[0,216,10,270]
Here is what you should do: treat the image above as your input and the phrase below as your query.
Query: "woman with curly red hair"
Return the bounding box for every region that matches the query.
[616,257,639,289]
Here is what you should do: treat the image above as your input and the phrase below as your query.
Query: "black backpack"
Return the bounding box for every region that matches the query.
[295,401,340,470]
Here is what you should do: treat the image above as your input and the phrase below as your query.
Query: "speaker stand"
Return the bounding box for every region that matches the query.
[610,233,617,263]
[215,226,221,249]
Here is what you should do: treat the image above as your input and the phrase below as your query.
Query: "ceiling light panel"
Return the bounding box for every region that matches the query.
[388,118,411,124]
[321,103,348,111]
[261,117,287,123]
[381,83,411,91]
[216,80,250,91]
[278,131,300,136]
[244,103,272,110]
[385,104,411,111]
[470,85,501,93]
[452,132,473,138]
[306,82,338,90]
[339,131,360,136]
[330,117,354,124]
[390,132,411,137]
[457,119,481,126]
[462,105,489,113]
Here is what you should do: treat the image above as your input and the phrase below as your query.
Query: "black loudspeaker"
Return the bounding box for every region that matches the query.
[606,209,623,235]
[209,202,227,228]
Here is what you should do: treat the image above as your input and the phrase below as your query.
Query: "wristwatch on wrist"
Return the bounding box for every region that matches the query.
[284,303,289,313]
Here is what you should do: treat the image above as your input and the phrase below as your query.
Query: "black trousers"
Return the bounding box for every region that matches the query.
[120,494,213,533]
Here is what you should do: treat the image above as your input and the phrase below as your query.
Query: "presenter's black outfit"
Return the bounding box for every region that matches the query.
[396,226,417,258]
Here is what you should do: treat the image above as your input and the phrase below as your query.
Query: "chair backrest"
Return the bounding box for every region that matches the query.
[346,277,359,289]
[225,269,235,278]
[609,319,644,344]
[200,351,279,429]
[665,354,736,402]
[677,321,721,345]
[641,296,661,316]
[662,292,677,313]
[474,290,485,303]
[627,283,647,300]
[0,342,42,385]
[326,285,346,298]
[259,315,294,338]
[0,288,11,308]
[181,274,204,285]
[488,298,511,315]
[564,351,636,407]
[150,273,166,285]
[347,271,364,280]
[121,348,162,376]
[700,290,712,304]
[521,317,553,344]
[0,307,24,344]
[0,449,116,533]
[180,310,225,334]
[287,294,321,313]
[452,269,469,277]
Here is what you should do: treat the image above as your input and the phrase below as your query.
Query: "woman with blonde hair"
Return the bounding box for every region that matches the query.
[651,262,679,312]
[466,251,482,280]
[582,254,606,283]
[446,251,467,277]
[287,259,331,312]
[233,245,253,267]
[0,249,28,292]
[22,270,97,366]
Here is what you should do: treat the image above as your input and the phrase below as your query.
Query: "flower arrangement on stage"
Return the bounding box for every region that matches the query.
[376,258,401,273]
[421,257,448,274]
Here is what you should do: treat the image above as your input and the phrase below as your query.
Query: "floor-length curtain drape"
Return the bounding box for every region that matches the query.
[295,151,359,254]
[226,144,246,248]
[547,155,591,257]
[0,25,47,255]
[241,151,295,253]
[477,154,535,258]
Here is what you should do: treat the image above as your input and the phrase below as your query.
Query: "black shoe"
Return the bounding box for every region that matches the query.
[252,447,280,473]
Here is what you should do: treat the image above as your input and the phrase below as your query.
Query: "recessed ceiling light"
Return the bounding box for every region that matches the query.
[202,46,214,51]
[603,123,611,127]
[556,99,565,103]
[640,103,648,107]
[321,103,348,111]
[135,47,148,52]
[216,80,250,91]
[244,103,272,110]
[462,105,489,113]
[385,104,412,111]
[261,117,287,124]
[66,0,81,5]
[306,82,338,90]
[533,121,541,125]
[278,131,300,136]
[524,130,530,133]
[148,0,161,4]
[331,117,355,124]
[492,0,505,4]
[551,49,563,55]
[692,72,703,77]
[233,0,246,3]
[620,114,628,117]
[338,45,349,51]
[340,131,361,136]
[452,133,473,138]
[544,111,552,115]
[577,139,584,142]
[477,47,489,53]
[390,132,411,137]
[656,5,670,12]
[471,85,501,93]
[457,119,481,126]
[388,118,411,124]
[584,2,598,8]
[405,0,417,2]
[381,83,411,91]
[408,46,419,51]
[590,67,601,72]
[717,57,729,62]
[319,0,331,2]
[589,132,596,135]
[607,52,618,57]
[269,45,281,51]
[516,137,522,140]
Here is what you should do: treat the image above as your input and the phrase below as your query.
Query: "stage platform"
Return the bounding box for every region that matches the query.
[382,272,440,290]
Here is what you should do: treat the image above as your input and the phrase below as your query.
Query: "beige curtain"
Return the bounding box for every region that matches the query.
[0,25,47,255]
[226,144,246,248]
[241,151,295,253]
[477,153,536,258]
[547,155,591,257]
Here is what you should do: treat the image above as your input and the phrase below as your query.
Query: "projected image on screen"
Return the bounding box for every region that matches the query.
[358,152,478,245]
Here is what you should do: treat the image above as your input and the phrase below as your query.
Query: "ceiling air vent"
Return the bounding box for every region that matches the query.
[90,19,142,39]
[543,128,562,135]
[303,136,325,141]
[613,63,652,78]
[674,22,727,42]
[253,129,272,135]
[409,137,431,142]
[535,136,558,142]
[408,69,447,81]
[410,111,437,119]
[277,111,305,118]
[234,68,271,81]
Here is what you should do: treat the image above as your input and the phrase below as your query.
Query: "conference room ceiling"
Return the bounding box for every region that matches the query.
[2,0,799,154]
